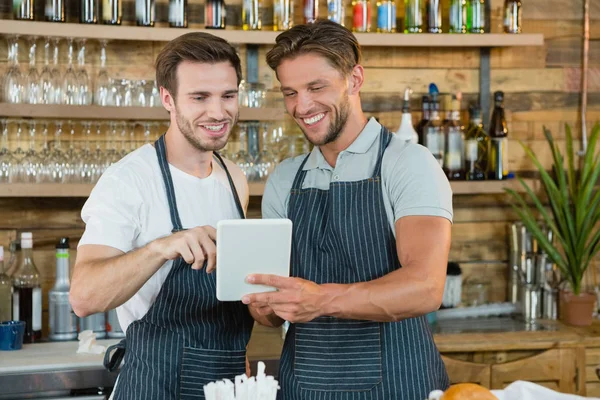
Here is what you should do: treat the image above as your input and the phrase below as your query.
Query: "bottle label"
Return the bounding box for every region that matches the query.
[426,127,444,166]
[12,291,19,320]
[328,0,343,23]
[465,139,478,161]
[377,2,395,31]
[444,130,464,170]
[490,137,508,178]
[32,287,41,331]
[353,1,371,31]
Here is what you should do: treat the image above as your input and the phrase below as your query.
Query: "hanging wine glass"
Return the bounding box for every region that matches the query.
[48,121,69,182]
[0,119,18,183]
[62,38,79,105]
[79,121,96,183]
[4,36,25,104]
[105,121,122,167]
[51,38,63,104]
[91,122,107,182]
[94,40,111,106]
[76,39,91,105]
[233,122,252,178]
[40,38,55,104]
[37,120,54,183]
[64,120,81,182]
[18,120,42,183]
[118,122,129,158]
[25,36,42,104]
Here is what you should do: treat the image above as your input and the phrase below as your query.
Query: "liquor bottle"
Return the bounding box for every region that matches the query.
[444,96,465,180]
[395,87,418,144]
[205,0,226,29]
[327,0,344,24]
[45,0,65,21]
[468,0,485,33]
[464,105,487,180]
[243,0,263,30]
[81,313,107,339]
[169,0,188,27]
[426,0,442,33]
[0,247,12,322]
[48,238,78,341]
[274,0,294,30]
[13,0,34,20]
[102,0,122,24]
[303,0,318,23]
[488,91,508,180]
[376,0,396,33]
[81,0,99,23]
[415,95,430,145]
[503,0,521,33]
[136,0,156,26]
[12,232,42,343]
[352,0,371,32]
[449,0,466,33]
[404,0,424,33]
[424,95,444,167]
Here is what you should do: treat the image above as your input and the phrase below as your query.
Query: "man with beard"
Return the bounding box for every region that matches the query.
[70,33,257,400]
[243,20,453,400]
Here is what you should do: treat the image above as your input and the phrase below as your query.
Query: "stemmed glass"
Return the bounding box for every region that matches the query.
[48,121,69,182]
[79,121,95,183]
[95,40,111,106]
[77,39,91,105]
[40,38,55,104]
[0,119,18,183]
[62,38,79,105]
[64,120,81,182]
[4,36,25,104]
[18,121,42,183]
[51,38,62,104]
[105,121,122,167]
[25,37,42,104]
[37,120,54,183]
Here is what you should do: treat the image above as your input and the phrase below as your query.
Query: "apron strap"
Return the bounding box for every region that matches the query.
[290,153,311,191]
[154,134,184,232]
[213,151,246,219]
[372,126,393,178]
[103,338,126,372]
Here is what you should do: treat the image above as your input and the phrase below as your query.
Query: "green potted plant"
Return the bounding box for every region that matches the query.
[505,123,600,326]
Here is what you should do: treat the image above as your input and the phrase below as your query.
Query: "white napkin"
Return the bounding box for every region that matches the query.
[203,361,279,400]
[76,330,106,355]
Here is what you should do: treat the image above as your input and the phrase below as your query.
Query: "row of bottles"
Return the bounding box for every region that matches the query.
[397,86,508,181]
[0,232,124,343]
[13,0,522,34]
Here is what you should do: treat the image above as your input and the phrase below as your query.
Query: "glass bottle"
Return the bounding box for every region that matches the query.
[352,0,371,32]
[468,0,485,33]
[13,0,34,20]
[45,0,65,21]
[426,0,442,33]
[205,0,226,29]
[424,96,444,167]
[169,0,188,27]
[404,0,424,33]
[5,240,21,277]
[376,0,396,33]
[488,91,508,180]
[303,0,318,23]
[444,96,465,180]
[464,105,487,180]
[327,0,344,25]
[81,0,99,23]
[415,95,430,146]
[449,0,466,33]
[0,247,12,322]
[102,0,122,24]
[274,0,294,30]
[136,0,156,26]
[503,0,521,33]
[12,232,42,344]
[49,238,78,341]
[243,0,263,30]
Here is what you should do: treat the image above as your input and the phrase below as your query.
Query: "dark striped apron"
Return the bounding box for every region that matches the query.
[278,127,449,400]
[104,134,254,400]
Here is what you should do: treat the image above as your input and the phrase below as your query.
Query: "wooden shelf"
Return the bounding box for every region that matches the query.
[0,20,544,47]
[0,180,539,197]
[0,104,284,121]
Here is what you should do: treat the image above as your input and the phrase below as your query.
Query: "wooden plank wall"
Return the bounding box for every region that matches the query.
[0,0,599,336]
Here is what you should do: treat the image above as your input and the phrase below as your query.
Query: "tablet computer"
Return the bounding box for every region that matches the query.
[216,218,293,301]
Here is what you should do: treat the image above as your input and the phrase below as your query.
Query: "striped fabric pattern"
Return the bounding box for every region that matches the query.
[111,135,254,400]
[279,127,450,400]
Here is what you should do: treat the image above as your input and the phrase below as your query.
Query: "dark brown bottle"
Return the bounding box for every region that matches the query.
[464,105,487,180]
[415,96,430,146]
[488,91,508,180]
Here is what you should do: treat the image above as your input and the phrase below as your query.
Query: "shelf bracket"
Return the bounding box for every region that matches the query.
[246,44,259,84]
[479,47,491,130]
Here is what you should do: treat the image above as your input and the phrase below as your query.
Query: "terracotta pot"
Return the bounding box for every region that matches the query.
[559,290,597,326]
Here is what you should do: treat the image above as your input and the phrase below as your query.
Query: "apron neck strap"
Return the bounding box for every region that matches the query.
[155,134,184,233]
[212,151,246,219]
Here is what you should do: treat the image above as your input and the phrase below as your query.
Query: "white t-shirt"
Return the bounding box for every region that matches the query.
[78,144,242,333]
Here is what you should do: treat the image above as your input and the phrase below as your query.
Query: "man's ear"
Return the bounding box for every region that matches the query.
[161,87,175,112]
[348,64,365,96]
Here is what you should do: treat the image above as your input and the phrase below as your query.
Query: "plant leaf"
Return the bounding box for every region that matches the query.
[565,124,578,205]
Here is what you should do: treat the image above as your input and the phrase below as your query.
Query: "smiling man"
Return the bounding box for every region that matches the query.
[243,20,453,399]
[70,33,254,400]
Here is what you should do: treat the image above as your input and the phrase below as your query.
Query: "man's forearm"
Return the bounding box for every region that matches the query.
[70,243,167,317]
[322,267,444,322]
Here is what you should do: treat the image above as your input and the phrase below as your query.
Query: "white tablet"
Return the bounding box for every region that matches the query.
[216,218,293,301]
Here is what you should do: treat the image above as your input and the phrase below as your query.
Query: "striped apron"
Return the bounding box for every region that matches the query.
[104,134,254,400]
[278,127,450,400]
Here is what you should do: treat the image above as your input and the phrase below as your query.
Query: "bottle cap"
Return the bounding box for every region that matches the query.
[494,91,504,102]
[21,232,33,249]
[0,246,4,261]
[56,237,70,250]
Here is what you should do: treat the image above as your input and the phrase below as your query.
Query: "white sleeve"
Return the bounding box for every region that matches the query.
[78,174,143,254]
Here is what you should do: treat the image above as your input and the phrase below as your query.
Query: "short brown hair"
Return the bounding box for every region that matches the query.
[266,20,361,76]
[155,32,242,98]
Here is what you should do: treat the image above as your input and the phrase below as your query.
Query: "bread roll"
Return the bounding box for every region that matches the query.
[440,383,498,400]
